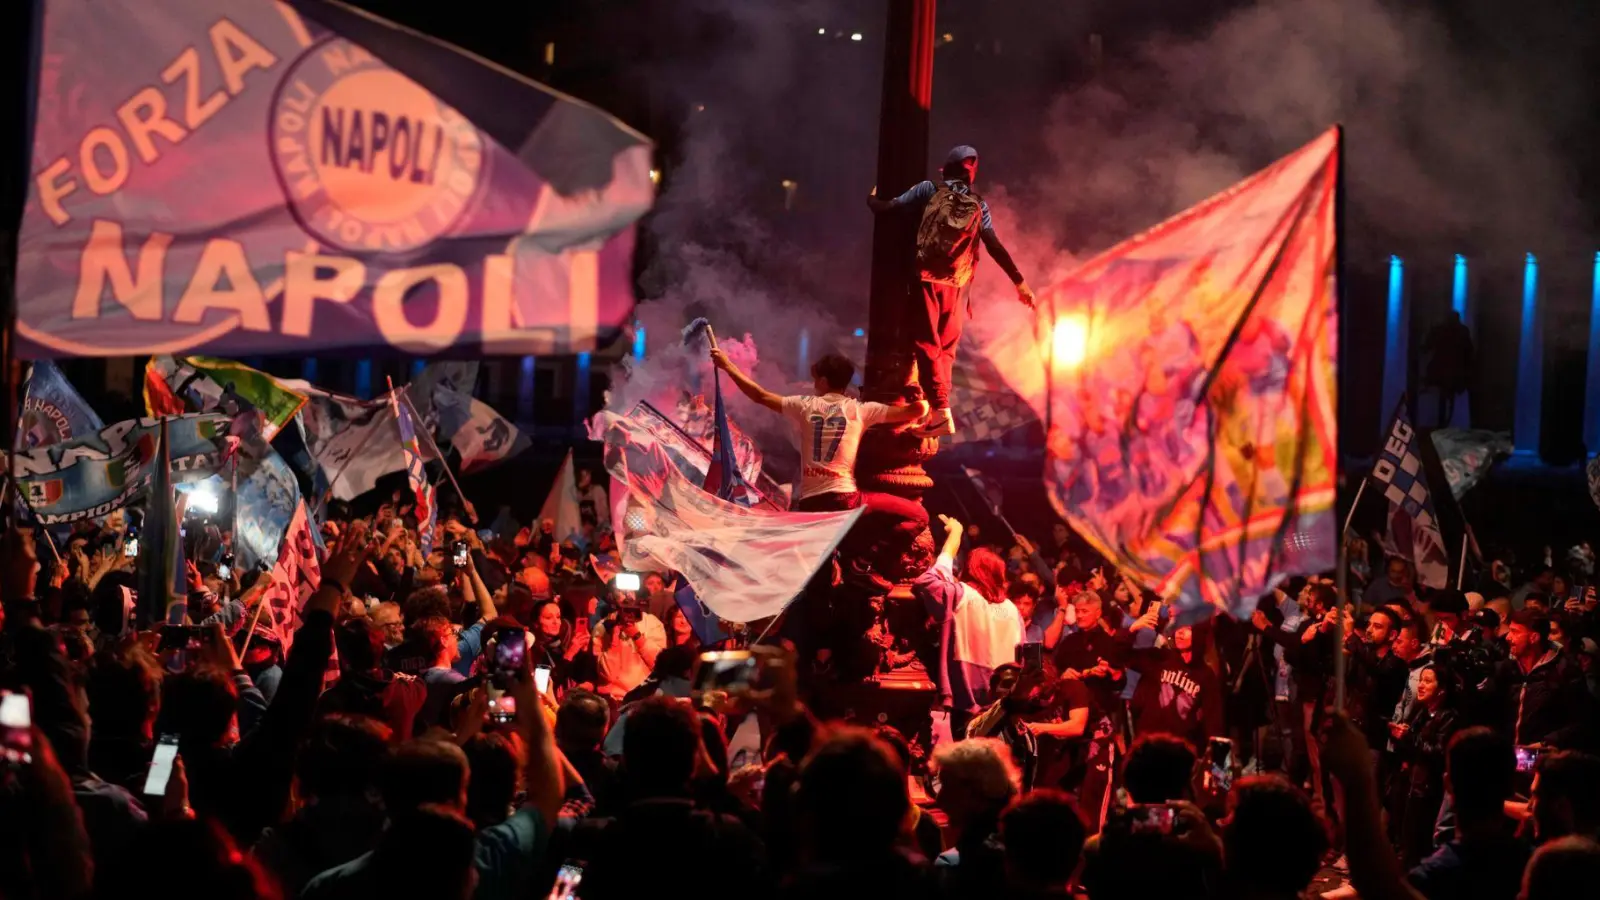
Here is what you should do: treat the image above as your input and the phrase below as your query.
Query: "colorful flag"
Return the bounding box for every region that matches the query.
[595,411,862,624]
[948,348,1036,444]
[18,0,653,360]
[19,362,104,449]
[701,372,758,507]
[675,391,765,489]
[145,357,306,442]
[1369,402,1451,589]
[971,128,1340,617]
[257,501,322,653]
[284,381,409,500]
[1430,429,1512,500]
[232,449,303,572]
[539,451,585,546]
[430,386,529,473]
[4,414,231,524]
[608,402,789,512]
[392,392,436,555]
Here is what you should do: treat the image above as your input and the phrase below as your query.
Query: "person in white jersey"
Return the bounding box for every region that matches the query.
[710,349,927,512]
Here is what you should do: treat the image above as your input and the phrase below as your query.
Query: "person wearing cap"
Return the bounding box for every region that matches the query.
[868,145,1036,436]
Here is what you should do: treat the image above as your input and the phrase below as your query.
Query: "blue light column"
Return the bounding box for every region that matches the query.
[573,352,592,422]
[1585,253,1600,450]
[518,356,536,423]
[1514,253,1543,458]
[1449,254,1472,427]
[632,323,647,361]
[797,328,811,378]
[354,360,372,399]
[301,358,319,384]
[1380,256,1408,420]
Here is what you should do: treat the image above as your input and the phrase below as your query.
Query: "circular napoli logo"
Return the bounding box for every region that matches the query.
[19,399,73,448]
[269,38,486,255]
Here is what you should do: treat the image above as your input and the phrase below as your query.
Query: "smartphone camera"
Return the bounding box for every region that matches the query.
[533,666,552,695]
[0,691,34,766]
[124,537,141,558]
[452,541,470,568]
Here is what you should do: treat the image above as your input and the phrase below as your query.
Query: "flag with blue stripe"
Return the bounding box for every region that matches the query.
[394,394,436,554]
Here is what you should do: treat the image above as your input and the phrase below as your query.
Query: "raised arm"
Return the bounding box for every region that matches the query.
[709,349,783,412]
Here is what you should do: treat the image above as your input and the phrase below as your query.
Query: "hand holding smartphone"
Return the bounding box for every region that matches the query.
[0,691,34,765]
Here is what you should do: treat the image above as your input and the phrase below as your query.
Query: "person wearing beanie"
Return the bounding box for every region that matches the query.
[868,145,1035,436]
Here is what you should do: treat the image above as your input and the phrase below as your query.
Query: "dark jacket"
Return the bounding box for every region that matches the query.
[183,609,336,846]
[1497,649,1593,749]
[1348,635,1411,747]
[1127,647,1223,745]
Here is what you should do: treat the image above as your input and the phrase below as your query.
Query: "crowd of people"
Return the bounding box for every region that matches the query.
[1,457,1598,900]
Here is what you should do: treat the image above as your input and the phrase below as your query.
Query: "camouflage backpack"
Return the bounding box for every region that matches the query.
[915,183,984,287]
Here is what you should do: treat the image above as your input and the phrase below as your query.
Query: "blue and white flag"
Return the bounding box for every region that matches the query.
[1367,402,1450,589]
[700,372,757,507]
[393,392,436,554]
[20,362,104,449]
[595,410,861,625]
[431,386,529,473]
[19,0,652,360]
[233,449,303,572]
[284,380,409,501]
[4,414,231,524]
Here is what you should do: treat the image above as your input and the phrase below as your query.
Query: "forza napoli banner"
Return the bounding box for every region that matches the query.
[19,0,653,359]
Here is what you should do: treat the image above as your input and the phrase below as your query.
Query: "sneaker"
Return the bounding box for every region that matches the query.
[914,407,956,437]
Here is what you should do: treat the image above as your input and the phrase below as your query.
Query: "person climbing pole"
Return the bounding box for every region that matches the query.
[868,144,1036,436]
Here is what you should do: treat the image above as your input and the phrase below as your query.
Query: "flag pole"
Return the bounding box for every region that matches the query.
[1456,533,1469,590]
[1332,124,1348,714]
[1339,478,1367,538]
[397,385,469,512]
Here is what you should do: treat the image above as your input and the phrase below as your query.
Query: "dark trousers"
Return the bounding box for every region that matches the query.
[911,279,967,410]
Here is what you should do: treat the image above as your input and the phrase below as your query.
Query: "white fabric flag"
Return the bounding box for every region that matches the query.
[284,381,409,501]
[538,450,585,544]
[595,410,860,624]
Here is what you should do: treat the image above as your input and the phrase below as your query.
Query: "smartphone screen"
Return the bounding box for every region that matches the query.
[1207,737,1234,793]
[614,572,641,592]
[0,691,34,765]
[453,542,470,567]
[1515,745,1543,773]
[143,734,179,796]
[493,628,527,673]
[694,651,760,694]
[534,666,552,694]
[124,537,140,558]
[547,863,583,900]
[486,684,516,724]
[1127,803,1177,834]
[217,564,231,580]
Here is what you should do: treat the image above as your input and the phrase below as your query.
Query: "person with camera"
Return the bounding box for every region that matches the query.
[592,591,665,704]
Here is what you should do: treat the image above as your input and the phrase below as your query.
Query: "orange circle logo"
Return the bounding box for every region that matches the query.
[270,38,485,254]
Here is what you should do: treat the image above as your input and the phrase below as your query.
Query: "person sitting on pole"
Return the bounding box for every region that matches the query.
[867,144,1036,436]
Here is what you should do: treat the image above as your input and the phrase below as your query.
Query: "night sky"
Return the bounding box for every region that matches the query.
[4,0,1599,459]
